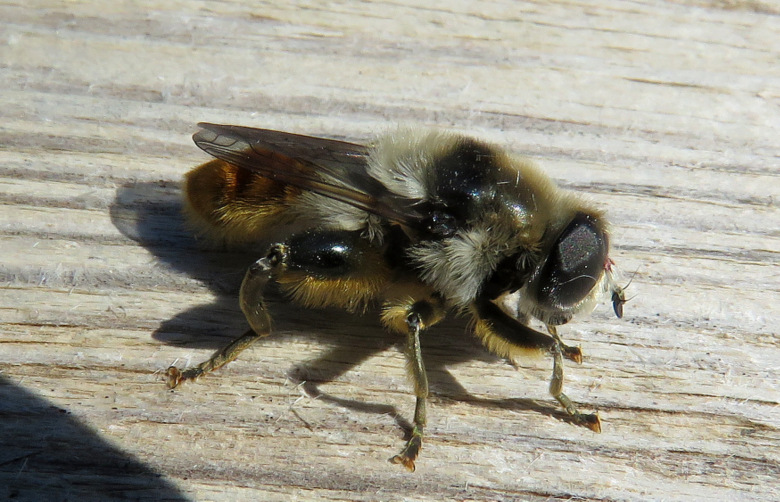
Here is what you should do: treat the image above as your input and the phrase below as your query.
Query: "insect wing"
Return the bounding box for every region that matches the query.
[193,123,424,226]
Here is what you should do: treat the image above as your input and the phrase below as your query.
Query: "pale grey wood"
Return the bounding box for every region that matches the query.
[1,1,778,500]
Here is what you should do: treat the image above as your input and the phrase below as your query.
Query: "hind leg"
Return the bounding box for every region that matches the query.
[165,245,284,388]
[166,229,390,388]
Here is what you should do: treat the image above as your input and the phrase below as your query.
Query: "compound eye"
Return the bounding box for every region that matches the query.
[537,213,607,309]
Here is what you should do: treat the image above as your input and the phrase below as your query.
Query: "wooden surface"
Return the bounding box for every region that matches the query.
[1,1,778,500]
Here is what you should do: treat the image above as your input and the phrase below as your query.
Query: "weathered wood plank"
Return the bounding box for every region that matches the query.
[1,1,778,500]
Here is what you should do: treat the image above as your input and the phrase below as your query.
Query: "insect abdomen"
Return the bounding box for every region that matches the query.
[183,159,302,242]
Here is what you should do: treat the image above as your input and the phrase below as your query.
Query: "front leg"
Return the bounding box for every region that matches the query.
[471,299,601,432]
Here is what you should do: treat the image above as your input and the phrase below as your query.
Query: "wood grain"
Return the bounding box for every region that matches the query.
[1,1,778,500]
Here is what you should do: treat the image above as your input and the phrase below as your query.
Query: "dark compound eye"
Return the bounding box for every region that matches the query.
[536,213,607,310]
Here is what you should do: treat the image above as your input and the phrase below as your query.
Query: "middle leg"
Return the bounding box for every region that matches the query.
[381,293,447,472]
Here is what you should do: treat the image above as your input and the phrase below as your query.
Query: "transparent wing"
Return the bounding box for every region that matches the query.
[193,123,425,226]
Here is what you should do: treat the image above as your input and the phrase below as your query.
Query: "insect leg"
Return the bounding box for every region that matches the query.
[165,246,284,388]
[382,295,446,472]
[546,325,601,432]
[166,229,390,389]
[471,299,601,432]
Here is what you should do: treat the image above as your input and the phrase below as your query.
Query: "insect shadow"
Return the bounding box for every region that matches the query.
[109,180,583,432]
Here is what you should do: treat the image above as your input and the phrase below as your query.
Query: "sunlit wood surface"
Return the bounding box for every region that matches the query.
[1,1,778,500]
